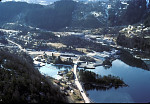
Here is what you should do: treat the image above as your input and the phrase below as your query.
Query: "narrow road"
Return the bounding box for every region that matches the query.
[28,51,60,56]
[6,38,27,52]
[73,58,91,103]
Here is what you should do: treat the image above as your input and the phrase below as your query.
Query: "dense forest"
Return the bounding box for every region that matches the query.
[79,69,127,90]
[124,0,147,25]
[0,2,43,24]
[25,0,77,31]
[0,48,68,103]
[108,0,147,26]
[144,14,150,27]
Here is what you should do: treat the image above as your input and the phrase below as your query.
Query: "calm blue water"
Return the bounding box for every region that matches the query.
[39,60,150,103]
[39,64,72,79]
[86,59,150,103]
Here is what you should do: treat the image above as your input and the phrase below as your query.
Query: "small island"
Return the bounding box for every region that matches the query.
[78,69,128,90]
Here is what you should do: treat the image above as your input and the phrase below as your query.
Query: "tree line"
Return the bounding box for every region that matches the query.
[0,47,68,103]
[79,69,127,90]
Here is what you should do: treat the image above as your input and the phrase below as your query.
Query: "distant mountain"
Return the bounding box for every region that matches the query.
[1,0,55,5]
[0,0,149,31]
[1,0,106,5]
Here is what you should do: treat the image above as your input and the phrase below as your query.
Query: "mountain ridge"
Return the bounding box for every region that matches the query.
[0,0,149,31]
[1,0,105,5]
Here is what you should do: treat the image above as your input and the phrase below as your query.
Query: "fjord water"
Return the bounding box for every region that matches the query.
[86,59,150,103]
[39,64,72,80]
[38,60,150,103]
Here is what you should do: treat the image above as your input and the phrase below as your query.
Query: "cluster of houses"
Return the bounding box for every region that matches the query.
[85,34,116,46]
[107,0,129,10]
[54,71,78,97]
[96,37,115,45]
[95,49,120,59]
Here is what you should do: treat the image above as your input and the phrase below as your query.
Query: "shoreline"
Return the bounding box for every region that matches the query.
[33,50,150,103]
[37,62,85,103]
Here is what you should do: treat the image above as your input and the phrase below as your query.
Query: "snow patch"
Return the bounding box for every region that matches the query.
[91,11,102,17]
[146,0,150,8]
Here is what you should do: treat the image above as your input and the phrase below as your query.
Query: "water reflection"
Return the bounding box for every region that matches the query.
[103,65,112,70]
[119,50,149,70]
[53,65,64,69]
[84,83,122,91]
[39,64,72,79]
[52,64,72,69]
[86,59,150,103]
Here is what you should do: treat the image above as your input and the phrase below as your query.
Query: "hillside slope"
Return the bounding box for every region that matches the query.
[0,48,68,103]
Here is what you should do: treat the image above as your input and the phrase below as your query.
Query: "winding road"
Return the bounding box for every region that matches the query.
[7,38,90,103]
[6,38,27,52]
[73,58,91,103]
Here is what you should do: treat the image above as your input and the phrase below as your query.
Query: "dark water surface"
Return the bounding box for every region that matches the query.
[86,59,150,103]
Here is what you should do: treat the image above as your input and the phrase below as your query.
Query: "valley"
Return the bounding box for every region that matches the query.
[1,22,150,103]
[0,0,150,103]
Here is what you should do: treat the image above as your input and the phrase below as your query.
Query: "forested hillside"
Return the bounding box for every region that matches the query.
[0,48,68,103]
[144,14,150,27]
[0,0,149,31]
[108,0,147,26]
[0,2,43,24]
[25,0,76,31]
